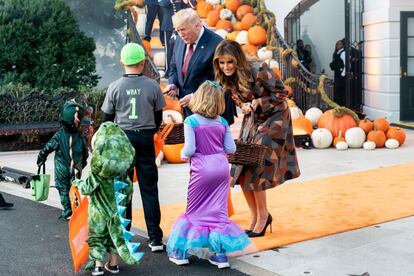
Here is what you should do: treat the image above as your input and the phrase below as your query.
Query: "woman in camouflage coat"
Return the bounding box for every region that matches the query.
[213,40,300,238]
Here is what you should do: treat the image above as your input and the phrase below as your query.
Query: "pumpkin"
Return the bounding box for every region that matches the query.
[373,117,389,133]
[292,117,313,135]
[305,107,323,127]
[290,106,303,120]
[335,141,348,151]
[358,118,374,134]
[385,138,399,149]
[235,30,248,45]
[367,129,387,148]
[317,109,358,137]
[363,141,376,150]
[215,29,229,39]
[257,47,273,61]
[345,127,366,148]
[285,85,293,97]
[233,21,243,31]
[272,67,282,79]
[150,37,162,47]
[311,128,333,149]
[236,4,253,20]
[332,130,346,147]
[386,127,406,146]
[163,144,185,163]
[292,59,299,67]
[220,8,233,20]
[163,96,182,113]
[197,1,213,18]
[224,0,241,12]
[241,44,257,56]
[288,99,296,108]
[240,13,257,30]
[266,59,279,69]
[142,40,152,57]
[248,26,267,46]
[162,110,183,124]
[206,10,220,27]
[215,19,233,32]
[206,0,220,4]
[215,4,224,11]
[226,31,239,41]
[155,151,164,167]
[153,52,166,67]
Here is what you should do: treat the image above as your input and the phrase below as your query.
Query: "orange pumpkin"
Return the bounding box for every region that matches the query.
[292,117,313,135]
[163,96,182,113]
[206,10,220,27]
[386,127,406,146]
[215,4,224,11]
[225,0,241,13]
[233,21,243,31]
[142,40,152,57]
[196,1,213,18]
[272,67,282,79]
[236,4,253,20]
[367,129,387,148]
[358,118,374,134]
[215,19,233,32]
[332,130,346,147]
[163,144,185,163]
[247,26,267,46]
[374,117,389,133]
[240,13,257,31]
[317,109,358,137]
[241,44,258,56]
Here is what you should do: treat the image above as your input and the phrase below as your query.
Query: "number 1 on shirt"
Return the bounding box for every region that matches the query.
[129,98,138,119]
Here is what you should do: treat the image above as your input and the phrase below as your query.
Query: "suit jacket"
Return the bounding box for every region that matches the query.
[168,28,222,98]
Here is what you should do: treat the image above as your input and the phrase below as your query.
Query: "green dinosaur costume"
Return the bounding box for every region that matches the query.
[37,101,88,219]
[74,122,143,271]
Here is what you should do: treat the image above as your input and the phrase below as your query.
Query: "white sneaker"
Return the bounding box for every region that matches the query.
[148,240,164,252]
[169,257,190,266]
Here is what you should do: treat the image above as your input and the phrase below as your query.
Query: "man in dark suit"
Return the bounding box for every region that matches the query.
[164,8,222,117]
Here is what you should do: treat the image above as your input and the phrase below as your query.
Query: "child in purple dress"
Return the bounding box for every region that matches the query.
[166,81,250,269]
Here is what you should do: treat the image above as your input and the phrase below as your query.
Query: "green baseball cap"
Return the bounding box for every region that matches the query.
[120,43,145,66]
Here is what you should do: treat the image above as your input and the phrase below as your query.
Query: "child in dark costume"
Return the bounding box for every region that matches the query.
[37,100,88,220]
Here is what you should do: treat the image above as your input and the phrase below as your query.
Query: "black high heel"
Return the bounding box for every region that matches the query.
[244,229,252,234]
[248,214,273,238]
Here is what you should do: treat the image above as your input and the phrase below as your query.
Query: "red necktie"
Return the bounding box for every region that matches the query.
[182,44,194,76]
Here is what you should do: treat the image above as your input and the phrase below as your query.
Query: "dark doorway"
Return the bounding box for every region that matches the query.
[400,12,414,121]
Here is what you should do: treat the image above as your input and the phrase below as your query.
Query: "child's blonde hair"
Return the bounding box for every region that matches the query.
[189,81,225,118]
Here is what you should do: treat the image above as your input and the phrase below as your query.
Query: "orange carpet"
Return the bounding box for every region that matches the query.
[132,162,414,252]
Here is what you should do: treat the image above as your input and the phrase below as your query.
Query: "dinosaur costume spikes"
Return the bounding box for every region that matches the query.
[120,217,131,229]
[114,180,129,192]
[115,192,127,205]
[123,230,135,241]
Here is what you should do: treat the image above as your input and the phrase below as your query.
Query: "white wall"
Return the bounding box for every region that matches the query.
[363,0,414,122]
[265,0,300,34]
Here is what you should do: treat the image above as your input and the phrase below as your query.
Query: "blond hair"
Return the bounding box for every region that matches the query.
[189,81,225,118]
[172,8,200,28]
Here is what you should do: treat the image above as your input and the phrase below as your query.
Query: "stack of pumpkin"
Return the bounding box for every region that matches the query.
[290,103,406,150]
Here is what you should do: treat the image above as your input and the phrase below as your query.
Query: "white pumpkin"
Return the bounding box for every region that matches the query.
[235,31,248,45]
[155,151,164,167]
[311,128,333,149]
[305,107,323,127]
[163,110,183,124]
[266,59,279,69]
[345,127,366,148]
[136,13,147,36]
[257,47,273,61]
[153,52,166,67]
[158,70,165,78]
[363,141,376,150]
[290,106,303,121]
[335,141,348,151]
[385,138,399,149]
[220,9,233,20]
[215,29,228,39]
[206,0,220,4]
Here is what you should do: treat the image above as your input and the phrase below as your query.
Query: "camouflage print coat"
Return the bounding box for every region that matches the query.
[74,122,142,270]
[230,63,301,191]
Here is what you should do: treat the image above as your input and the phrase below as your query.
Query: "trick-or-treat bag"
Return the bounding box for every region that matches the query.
[30,164,50,201]
[68,185,89,273]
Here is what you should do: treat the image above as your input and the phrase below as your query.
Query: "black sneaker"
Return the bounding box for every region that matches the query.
[91,266,104,276]
[148,240,164,252]
[0,202,13,209]
[104,262,120,274]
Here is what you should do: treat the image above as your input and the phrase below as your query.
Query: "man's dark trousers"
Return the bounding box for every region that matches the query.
[125,129,163,242]
[145,4,165,45]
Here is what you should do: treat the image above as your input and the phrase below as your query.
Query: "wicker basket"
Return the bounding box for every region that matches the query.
[228,140,266,167]
[159,123,184,145]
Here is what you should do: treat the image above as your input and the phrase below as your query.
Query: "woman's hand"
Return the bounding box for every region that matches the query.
[241,100,258,114]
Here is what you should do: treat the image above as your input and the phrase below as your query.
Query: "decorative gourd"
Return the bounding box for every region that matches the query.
[363,141,376,150]
[215,4,224,11]
[385,138,399,149]
[219,8,233,20]
[311,128,333,149]
[215,29,229,39]
[248,26,267,46]
[196,1,213,18]
[290,106,303,121]
[265,59,279,69]
[224,0,241,13]
[285,85,293,97]
[226,31,239,41]
[163,96,182,113]
[236,5,253,20]
[367,129,387,148]
[358,118,374,134]
[206,10,220,27]
[305,107,323,127]
[155,151,164,167]
[345,127,366,148]
[240,13,257,30]
[272,67,282,79]
[257,47,273,61]
[317,109,358,137]
[335,141,348,151]
[386,127,406,146]
[332,130,346,147]
[373,117,389,133]
[233,21,243,31]
[153,52,166,67]
[163,144,185,163]
[206,0,220,5]
[287,99,296,108]
[235,30,248,45]
[162,110,183,124]
[215,19,233,32]
[292,117,313,135]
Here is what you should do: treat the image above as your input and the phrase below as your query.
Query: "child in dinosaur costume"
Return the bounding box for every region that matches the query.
[74,122,143,275]
[37,100,88,220]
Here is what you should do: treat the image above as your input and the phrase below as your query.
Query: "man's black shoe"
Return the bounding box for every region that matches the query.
[148,240,164,252]
[0,193,13,209]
